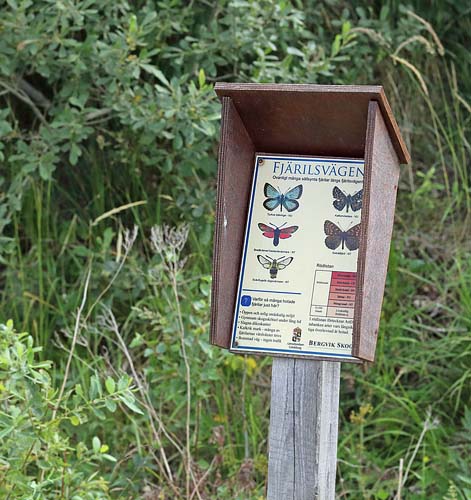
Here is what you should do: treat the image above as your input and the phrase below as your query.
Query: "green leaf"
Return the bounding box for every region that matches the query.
[287,46,304,57]
[92,407,106,420]
[119,394,144,415]
[342,20,351,37]
[0,426,14,440]
[331,34,341,57]
[104,399,117,413]
[140,64,170,87]
[92,436,101,454]
[69,143,81,166]
[377,490,389,500]
[73,246,92,258]
[90,375,102,399]
[198,68,205,88]
[0,120,13,137]
[70,415,80,426]
[128,14,138,35]
[130,334,144,348]
[117,376,130,392]
[105,377,116,394]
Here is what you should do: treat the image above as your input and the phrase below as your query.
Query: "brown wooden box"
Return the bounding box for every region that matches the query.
[210,83,410,362]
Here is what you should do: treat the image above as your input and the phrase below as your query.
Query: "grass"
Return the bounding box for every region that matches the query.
[0,1,470,498]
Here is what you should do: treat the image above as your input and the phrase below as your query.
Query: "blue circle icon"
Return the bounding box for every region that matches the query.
[241,295,252,306]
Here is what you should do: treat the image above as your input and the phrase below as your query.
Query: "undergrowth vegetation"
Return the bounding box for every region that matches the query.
[0,1,470,498]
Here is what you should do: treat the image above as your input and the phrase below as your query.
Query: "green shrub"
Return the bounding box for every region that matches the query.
[0,320,142,499]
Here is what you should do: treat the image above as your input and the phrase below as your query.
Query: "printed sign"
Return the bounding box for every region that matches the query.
[231,154,364,360]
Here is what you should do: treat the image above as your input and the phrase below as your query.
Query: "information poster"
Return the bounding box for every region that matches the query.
[231,154,364,360]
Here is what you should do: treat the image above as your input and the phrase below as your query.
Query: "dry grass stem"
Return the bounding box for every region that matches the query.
[91,200,147,226]
[397,410,440,497]
[84,225,138,323]
[406,10,445,56]
[52,264,92,420]
[394,35,435,56]
[397,457,404,500]
[390,55,429,96]
[150,224,194,497]
[101,308,179,494]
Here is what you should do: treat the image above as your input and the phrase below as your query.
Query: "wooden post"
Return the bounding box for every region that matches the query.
[267,358,341,500]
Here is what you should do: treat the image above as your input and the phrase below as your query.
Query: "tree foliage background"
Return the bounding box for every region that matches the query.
[0,0,470,498]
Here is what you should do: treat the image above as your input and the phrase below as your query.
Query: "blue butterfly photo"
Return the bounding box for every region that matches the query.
[263,183,303,212]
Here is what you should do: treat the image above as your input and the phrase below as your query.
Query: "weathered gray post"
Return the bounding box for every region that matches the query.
[267,359,340,500]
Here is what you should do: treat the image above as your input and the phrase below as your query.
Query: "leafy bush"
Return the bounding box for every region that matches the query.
[0,320,142,499]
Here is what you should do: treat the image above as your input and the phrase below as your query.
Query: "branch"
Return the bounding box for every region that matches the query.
[52,264,92,420]
[17,77,51,108]
[0,79,50,127]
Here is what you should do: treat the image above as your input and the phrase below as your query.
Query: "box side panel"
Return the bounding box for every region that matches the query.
[352,101,400,361]
[210,97,255,347]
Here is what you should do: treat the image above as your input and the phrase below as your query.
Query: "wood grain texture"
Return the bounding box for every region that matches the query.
[352,101,401,361]
[210,86,409,362]
[210,97,255,348]
[267,358,340,500]
[215,83,410,164]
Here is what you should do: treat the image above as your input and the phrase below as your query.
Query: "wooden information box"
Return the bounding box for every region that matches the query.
[210,83,410,363]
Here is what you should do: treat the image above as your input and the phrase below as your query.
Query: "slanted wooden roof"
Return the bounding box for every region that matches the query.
[215,83,410,164]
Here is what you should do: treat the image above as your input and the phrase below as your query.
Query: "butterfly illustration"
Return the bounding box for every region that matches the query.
[263,183,303,212]
[332,186,363,212]
[324,220,361,251]
[257,222,299,247]
[257,255,293,279]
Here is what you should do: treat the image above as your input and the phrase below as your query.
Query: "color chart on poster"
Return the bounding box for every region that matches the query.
[231,154,364,359]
